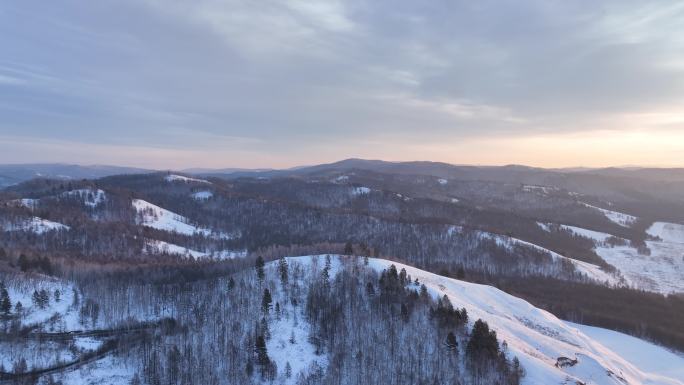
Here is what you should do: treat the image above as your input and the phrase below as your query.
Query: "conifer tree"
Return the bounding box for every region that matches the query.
[261,288,272,313]
[255,256,265,282]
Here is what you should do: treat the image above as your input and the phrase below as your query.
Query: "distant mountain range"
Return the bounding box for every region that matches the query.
[3,159,684,190]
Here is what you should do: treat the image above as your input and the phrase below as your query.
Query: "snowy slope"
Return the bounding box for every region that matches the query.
[561,225,614,244]
[588,221,684,294]
[132,199,234,239]
[647,222,684,244]
[470,229,618,285]
[144,239,246,260]
[355,256,683,385]
[581,203,638,227]
[3,216,70,233]
[164,174,211,184]
[565,322,684,382]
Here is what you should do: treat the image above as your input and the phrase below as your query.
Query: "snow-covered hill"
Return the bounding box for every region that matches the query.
[144,239,246,260]
[581,203,638,227]
[354,256,683,385]
[164,174,211,184]
[132,199,234,239]
[453,226,619,285]
[2,216,70,233]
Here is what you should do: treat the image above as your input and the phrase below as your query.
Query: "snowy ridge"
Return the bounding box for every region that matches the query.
[581,203,638,227]
[3,216,70,234]
[132,199,234,239]
[472,230,618,285]
[144,239,246,260]
[353,256,683,385]
[164,174,211,184]
[561,225,614,244]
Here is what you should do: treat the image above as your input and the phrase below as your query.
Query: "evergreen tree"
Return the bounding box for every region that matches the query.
[255,256,265,282]
[285,361,292,378]
[255,335,269,366]
[261,288,272,313]
[278,257,289,285]
[445,332,458,352]
[344,241,353,255]
[0,283,11,315]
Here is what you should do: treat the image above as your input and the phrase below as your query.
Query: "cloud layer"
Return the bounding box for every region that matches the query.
[1,0,683,168]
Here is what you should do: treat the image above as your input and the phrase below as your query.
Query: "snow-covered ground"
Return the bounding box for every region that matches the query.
[38,355,136,385]
[144,239,246,260]
[523,185,558,195]
[3,216,70,234]
[132,199,234,239]
[590,221,684,294]
[261,257,338,384]
[354,256,683,385]
[191,190,213,200]
[648,222,684,244]
[4,277,83,331]
[468,228,619,285]
[581,203,638,227]
[565,322,684,382]
[164,174,211,184]
[62,188,107,207]
[351,186,371,196]
[561,225,614,244]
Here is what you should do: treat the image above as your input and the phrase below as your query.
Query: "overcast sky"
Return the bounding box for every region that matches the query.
[1,0,683,169]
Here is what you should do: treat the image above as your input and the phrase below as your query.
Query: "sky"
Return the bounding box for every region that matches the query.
[1,0,683,169]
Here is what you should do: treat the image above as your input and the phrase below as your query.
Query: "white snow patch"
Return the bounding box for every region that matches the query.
[647,222,684,244]
[437,178,448,185]
[595,237,684,294]
[44,355,135,385]
[62,188,107,207]
[3,217,70,234]
[191,190,213,200]
[523,185,558,194]
[333,175,349,183]
[450,197,460,203]
[164,174,211,184]
[581,203,638,227]
[561,225,615,244]
[8,198,39,209]
[537,222,552,232]
[144,239,246,260]
[351,186,371,196]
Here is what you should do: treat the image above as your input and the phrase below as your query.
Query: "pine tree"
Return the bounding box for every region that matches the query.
[344,241,353,255]
[0,283,11,315]
[445,332,458,352]
[255,335,269,366]
[255,256,265,282]
[285,361,292,378]
[278,258,288,285]
[261,288,272,313]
